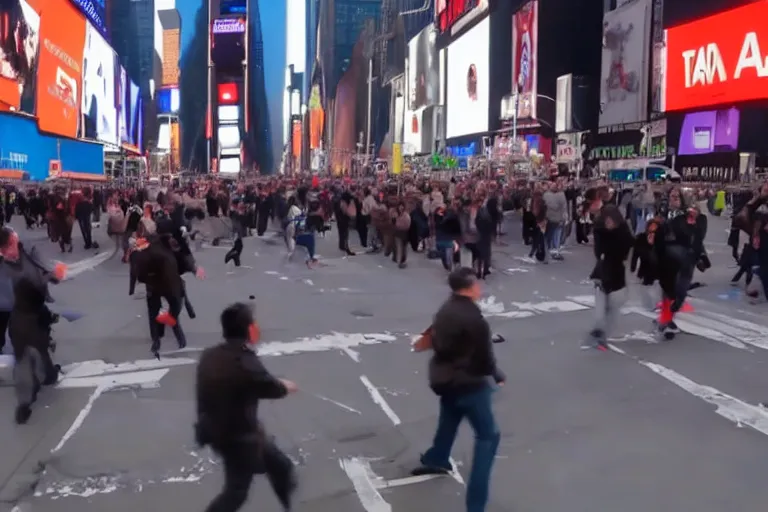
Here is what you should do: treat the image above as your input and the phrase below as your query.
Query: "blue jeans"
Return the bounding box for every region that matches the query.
[422,385,500,512]
[296,233,315,260]
[545,222,562,254]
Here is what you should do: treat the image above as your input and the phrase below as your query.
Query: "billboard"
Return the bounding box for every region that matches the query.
[220,0,246,15]
[436,0,480,34]
[157,86,179,114]
[511,0,538,120]
[154,7,163,66]
[211,18,246,73]
[555,74,572,133]
[82,23,117,145]
[69,0,107,36]
[407,25,438,111]
[665,1,768,112]
[218,125,240,156]
[0,112,104,180]
[122,79,142,152]
[446,17,489,138]
[678,107,739,155]
[599,0,651,127]
[118,65,128,143]
[218,105,239,122]
[36,0,86,137]
[0,0,39,111]
[162,28,180,86]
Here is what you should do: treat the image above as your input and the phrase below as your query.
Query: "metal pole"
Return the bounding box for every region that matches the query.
[206,0,212,173]
[366,57,373,164]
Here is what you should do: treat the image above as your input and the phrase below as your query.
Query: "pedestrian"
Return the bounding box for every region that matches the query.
[412,267,502,512]
[196,302,298,512]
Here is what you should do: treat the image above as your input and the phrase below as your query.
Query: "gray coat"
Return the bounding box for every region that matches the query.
[0,244,58,312]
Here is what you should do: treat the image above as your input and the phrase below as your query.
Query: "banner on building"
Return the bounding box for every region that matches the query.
[407,25,439,111]
[511,0,538,120]
[0,0,38,112]
[36,0,86,138]
[555,132,584,163]
[555,74,572,133]
[599,0,652,127]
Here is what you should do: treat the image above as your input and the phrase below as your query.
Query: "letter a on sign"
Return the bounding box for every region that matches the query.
[665,1,768,111]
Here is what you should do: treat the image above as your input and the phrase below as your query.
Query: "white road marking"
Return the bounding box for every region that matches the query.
[311,393,362,414]
[360,375,401,426]
[60,358,197,379]
[52,385,105,453]
[627,307,748,350]
[340,458,392,512]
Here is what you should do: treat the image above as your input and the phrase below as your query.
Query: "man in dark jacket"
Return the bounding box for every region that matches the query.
[129,222,193,355]
[584,202,634,350]
[412,267,501,512]
[196,302,297,512]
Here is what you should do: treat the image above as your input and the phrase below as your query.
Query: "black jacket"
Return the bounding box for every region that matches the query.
[429,294,496,395]
[591,206,634,294]
[196,341,288,447]
[128,236,183,297]
[10,278,56,358]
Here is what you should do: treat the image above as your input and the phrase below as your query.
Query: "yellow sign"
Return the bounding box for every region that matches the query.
[392,143,402,175]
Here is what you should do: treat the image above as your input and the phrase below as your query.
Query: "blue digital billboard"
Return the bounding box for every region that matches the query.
[0,113,105,180]
[157,87,180,115]
[220,0,246,15]
[70,0,108,37]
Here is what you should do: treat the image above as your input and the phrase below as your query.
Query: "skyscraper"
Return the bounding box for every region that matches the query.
[246,0,274,171]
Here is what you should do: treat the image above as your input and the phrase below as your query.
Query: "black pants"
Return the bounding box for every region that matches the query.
[357,216,369,248]
[338,222,350,252]
[78,216,93,248]
[205,440,295,512]
[0,311,9,352]
[146,291,186,348]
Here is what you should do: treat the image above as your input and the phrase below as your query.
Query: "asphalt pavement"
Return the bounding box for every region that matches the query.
[3,212,768,512]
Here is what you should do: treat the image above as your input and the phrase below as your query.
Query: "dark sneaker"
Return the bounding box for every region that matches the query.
[411,465,450,476]
[15,404,32,425]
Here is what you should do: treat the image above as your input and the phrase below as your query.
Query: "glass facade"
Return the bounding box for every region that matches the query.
[333,0,381,86]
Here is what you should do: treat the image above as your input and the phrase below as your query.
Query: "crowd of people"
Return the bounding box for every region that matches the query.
[1,173,766,511]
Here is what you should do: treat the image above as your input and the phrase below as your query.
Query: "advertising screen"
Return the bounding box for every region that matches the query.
[157,118,170,150]
[408,25,438,111]
[218,105,239,122]
[218,125,240,156]
[678,107,739,155]
[36,0,86,138]
[212,19,245,73]
[0,112,104,180]
[446,17,489,138]
[82,24,117,145]
[665,1,768,111]
[220,0,246,15]
[599,0,651,126]
[512,1,538,120]
[219,156,241,173]
[70,0,107,36]
[157,87,179,114]
[125,80,142,152]
[134,93,143,152]
[0,0,39,109]
[437,0,479,34]
[118,65,128,144]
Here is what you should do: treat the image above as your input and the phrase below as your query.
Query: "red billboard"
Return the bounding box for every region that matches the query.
[436,0,479,33]
[218,83,238,104]
[665,1,768,111]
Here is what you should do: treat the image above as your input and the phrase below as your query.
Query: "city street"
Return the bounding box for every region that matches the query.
[4,213,768,512]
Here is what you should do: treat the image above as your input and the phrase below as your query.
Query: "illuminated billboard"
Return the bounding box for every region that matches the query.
[211,18,245,73]
[70,0,107,37]
[213,18,246,34]
[157,87,179,114]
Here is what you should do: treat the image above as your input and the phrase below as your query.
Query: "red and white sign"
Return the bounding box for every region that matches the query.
[512,1,538,119]
[665,1,768,111]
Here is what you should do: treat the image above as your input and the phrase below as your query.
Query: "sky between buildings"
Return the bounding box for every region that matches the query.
[179,0,286,166]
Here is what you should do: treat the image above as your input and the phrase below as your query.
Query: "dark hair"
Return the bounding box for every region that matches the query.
[221,302,254,340]
[448,267,476,293]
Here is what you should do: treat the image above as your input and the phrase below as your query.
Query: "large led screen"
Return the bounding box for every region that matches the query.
[218,105,239,122]
[118,66,128,144]
[678,108,739,155]
[211,19,246,73]
[128,80,142,151]
[157,119,171,150]
[82,24,118,145]
[446,17,489,138]
[220,0,246,15]
[70,0,107,36]
[408,25,439,111]
[219,156,241,174]
[218,125,240,156]
[157,87,179,114]
[0,0,39,109]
